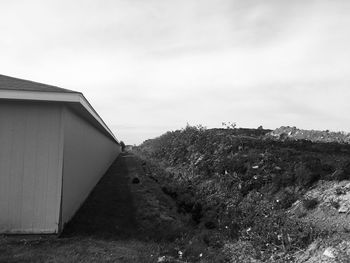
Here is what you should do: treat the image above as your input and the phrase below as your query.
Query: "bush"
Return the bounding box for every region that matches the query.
[276,190,299,209]
[302,198,319,210]
[295,163,320,187]
[328,169,350,181]
[330,200,340,209]
[335,187,346,195]
[221,241,260,262]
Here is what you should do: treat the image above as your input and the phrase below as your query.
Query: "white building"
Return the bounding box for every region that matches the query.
[0,74,121,234]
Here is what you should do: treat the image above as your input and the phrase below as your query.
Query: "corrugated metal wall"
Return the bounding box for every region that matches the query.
[0,102,63,233]
[60,107,120,226]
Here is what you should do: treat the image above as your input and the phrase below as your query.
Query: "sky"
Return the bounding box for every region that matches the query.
[1,0,350,145]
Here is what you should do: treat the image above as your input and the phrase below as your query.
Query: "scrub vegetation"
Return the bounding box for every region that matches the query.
[2,125,350,262]
[133,125,350,262]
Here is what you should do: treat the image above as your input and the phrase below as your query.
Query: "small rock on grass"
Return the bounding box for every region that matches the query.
[323,247,336,258]
[157,255,185,263]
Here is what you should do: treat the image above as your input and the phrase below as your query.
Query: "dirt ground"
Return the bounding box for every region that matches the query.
[0,237,160,263]
[62,153,139,239]
[0,153,173,263]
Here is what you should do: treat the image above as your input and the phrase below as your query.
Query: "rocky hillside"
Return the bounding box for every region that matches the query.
[268,126,350,144]
[133,125,350,262]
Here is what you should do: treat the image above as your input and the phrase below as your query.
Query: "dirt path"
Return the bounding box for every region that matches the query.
[0,153,165,263]
[63,152,140,239]
[1,152,185,262]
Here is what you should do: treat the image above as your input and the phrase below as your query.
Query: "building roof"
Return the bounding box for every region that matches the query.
[0,74,77,93]
[0,74,118,143]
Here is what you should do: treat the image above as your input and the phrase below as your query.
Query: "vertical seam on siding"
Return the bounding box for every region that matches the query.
[57,106,65,234]
[18,108,28,231]
[31,107,39,232]
[42,109,50,232]
[7,110,14,231]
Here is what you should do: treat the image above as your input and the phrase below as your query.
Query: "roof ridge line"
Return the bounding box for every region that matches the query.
[0,74,77,93]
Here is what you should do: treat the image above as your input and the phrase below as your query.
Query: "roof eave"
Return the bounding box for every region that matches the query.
[0,89,119,143]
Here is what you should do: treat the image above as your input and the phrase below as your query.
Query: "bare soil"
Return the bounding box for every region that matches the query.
[62,152,139,239]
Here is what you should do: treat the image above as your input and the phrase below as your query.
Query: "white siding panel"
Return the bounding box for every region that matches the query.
[0,102,63,233]
[61,107,120,226]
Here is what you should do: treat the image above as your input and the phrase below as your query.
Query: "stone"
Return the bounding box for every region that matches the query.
[159,214,175,222]
[323,247,335,258]
[338,204,349,213]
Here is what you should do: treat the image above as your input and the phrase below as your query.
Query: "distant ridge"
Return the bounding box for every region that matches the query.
[268,126,350,144]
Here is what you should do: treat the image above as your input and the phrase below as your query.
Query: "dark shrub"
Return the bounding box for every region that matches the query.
[303,157,322,174]
[332,169,350,181]
[343,161,350,174]
[120,141,126,151]
[161,186,178,199]
[302,198,319,210]
[330,200,340,209]
[295,163,320,187]
[272,172,295,190]
[321,163,336,174]
[277,190,299,209]
[177,193,195,214]
[132,177,140,184]
[335,187,346,195]
[191,202,203,223]
[204,221,216,229]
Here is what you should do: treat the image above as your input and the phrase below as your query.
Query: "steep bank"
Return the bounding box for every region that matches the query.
[133,125,350,262]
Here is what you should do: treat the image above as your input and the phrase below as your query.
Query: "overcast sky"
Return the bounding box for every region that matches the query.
[1,0,350,144]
